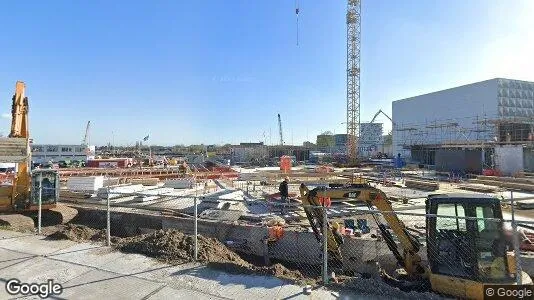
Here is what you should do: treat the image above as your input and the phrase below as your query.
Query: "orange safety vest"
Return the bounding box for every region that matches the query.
[268,226,284,242]
[318,196,331,207]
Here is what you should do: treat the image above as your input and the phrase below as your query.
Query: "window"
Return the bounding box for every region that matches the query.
[32,146,43,152]
[47,146,58,152]
[436,204,466,231]
[61,147,72,152]
[476,206,498,232]
[75,147,84,152]
[474,205,509,282]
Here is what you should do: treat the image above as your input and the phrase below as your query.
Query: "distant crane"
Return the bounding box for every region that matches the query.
[277,114,284,146]
[370,109,394,125]
[82,121,91,145]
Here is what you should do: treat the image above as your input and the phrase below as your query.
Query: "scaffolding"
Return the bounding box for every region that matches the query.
[394,114,534,170]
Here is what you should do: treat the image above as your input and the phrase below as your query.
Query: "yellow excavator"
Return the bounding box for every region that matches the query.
[0,81,76,229]
[299,182,533,299]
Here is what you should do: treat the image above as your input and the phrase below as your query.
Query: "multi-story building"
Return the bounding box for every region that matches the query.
[359,123,383,157]
[230,143,268,164]
[392,78,534,174]
[316,133,335,148]
[31,144,96,164]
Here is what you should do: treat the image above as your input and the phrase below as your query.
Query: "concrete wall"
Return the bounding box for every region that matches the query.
[74,207,397,271]
[392,79,499,158]
[72,207,534,277]
[434,149,482,174]
[524,148,534,172]
[495,145,524,176]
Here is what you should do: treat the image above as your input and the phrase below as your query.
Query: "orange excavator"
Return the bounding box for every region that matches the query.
[0,81,76,229]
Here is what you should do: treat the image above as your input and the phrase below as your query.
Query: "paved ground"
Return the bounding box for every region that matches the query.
[0,229,365,300]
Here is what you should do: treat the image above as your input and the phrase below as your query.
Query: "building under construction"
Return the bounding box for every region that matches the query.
[393,78,534,174]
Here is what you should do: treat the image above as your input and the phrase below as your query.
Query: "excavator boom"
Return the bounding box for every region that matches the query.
[299,183,424,276]
[8,82,31,208]
[0,81,76,228]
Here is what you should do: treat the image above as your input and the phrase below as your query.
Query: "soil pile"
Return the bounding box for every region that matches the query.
[46,224,105,242]
[115,229,306,283]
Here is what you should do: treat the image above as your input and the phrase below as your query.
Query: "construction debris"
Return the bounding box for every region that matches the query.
[457,183,498,193]
[130,177,159,186]
[470,177,534,192]
[163,179,194,189]
[67,176,104,192]
[404,179,439,191]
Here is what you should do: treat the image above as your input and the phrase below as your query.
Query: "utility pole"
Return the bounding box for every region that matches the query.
[346,0,361,163]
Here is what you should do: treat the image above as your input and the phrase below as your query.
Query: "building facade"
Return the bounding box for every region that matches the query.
[316,133,335,147]
[31,144,96,164]
[359,123,383,157]
[392,78,534,173]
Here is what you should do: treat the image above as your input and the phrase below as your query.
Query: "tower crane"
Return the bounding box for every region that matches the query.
[277,113,284,146]
[346,0,361,163]
[82,121,91,145]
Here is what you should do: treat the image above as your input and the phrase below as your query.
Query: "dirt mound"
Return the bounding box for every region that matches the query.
[46,224,105,242]
[115,229,306,283]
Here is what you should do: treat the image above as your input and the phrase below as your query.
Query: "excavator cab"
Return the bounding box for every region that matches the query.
[425,194,530,298]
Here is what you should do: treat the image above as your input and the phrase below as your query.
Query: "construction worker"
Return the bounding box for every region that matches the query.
[279,176,289,213]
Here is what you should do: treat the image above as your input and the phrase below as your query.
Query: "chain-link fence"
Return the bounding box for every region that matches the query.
[28,177,534,296]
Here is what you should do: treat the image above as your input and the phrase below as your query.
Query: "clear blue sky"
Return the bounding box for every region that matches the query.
[0,0,532,146]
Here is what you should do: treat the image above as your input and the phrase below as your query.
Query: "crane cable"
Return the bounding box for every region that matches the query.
[295,0,299,46]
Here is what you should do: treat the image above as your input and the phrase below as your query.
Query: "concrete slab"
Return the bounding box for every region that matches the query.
[0,256,92,285]
[99,251,173,276]
[160,265,287,299]
[0,282,13,300]
[47,242,124,269]
[60,269,165,300]
[0,235,76,255]
[0,229,368,300]
[276,285,340,300]
[0,229,32,239]
[0,248,35,270]
[147,285,225,300]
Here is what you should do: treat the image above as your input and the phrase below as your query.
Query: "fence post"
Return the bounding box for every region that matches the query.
[194,196,198,261]
[510,190,522,284]
[322,207,329,285]
[37,173,42,235]
[106,189,111,247]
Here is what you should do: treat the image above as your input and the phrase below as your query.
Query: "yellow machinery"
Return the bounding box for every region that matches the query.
[299,183,533,299]
[0,81,76,226]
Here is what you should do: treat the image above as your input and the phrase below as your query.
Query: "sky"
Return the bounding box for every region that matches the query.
[0,0,532,146]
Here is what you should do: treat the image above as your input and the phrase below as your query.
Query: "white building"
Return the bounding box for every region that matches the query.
[31,144,96,164]
[359,123,383,157]
[392,78,534,173]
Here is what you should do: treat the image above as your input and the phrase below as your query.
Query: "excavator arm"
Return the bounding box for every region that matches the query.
[8,81,31,208]
[299,183,425,277]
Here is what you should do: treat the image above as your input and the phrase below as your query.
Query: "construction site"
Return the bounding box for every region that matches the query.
[1,1,534,299]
